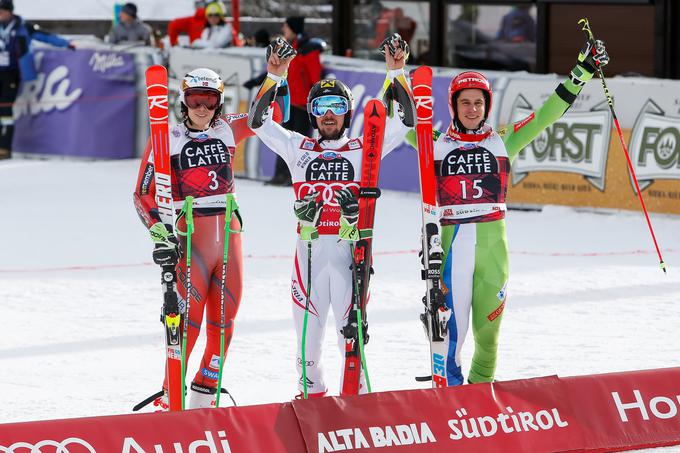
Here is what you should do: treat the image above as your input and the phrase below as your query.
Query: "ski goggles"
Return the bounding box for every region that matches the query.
[184,89,221,110]
[310,95,350,117]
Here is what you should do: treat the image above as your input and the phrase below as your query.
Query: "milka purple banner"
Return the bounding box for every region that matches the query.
[259,65,482,192]
[13,49,136,158]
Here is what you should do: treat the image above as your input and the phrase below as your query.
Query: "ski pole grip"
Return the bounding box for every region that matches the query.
[578,18,594,41]
[225,193,244,233]
[185,196,194,235]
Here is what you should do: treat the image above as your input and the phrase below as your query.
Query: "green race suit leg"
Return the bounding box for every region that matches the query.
[469,219,509,383]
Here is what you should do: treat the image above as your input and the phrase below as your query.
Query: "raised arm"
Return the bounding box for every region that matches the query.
[379,34,416,155]
[502,39,609,161]
[246,38,301,163]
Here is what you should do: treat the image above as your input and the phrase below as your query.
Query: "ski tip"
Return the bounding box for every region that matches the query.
[146,64,166,72]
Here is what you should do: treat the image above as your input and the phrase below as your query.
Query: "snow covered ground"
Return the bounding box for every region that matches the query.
[1,159,679,450]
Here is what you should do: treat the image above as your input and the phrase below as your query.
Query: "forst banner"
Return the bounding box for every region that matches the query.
[13,49,137,159]
[498,76,680,214]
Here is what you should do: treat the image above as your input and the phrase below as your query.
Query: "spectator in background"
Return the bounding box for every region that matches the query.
[0,0,74,160]
[246,28,270,48]
[267,16,324,186]
[167,1,207,46]
[496,5,536,43]
[243,29,272,90]
[192,2,233,49]
[107,3,153,46]
[370,6,417,49]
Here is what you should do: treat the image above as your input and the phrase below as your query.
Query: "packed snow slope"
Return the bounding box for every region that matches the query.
[1,159,679,443]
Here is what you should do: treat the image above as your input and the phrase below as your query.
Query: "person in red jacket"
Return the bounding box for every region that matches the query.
[167,1,206,46]
[267,16,325,186]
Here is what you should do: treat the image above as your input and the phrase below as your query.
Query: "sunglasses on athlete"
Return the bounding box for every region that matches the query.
[184,89,221,110]
[310,95,349,117]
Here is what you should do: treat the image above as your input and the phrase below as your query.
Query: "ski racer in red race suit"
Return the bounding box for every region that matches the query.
[134,68,282,409]
[247,34,416,397]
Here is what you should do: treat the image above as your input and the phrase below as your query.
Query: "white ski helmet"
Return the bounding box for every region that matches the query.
[179,68,225,108]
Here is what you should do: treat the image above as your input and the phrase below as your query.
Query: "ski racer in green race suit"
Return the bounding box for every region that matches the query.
[405,39,609,385]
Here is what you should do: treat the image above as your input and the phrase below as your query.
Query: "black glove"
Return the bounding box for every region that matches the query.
[335,187,359,225]
[266,36,297,61]
[378,33,410,61]
[149,222,181,266]
[294,191,323,241]
[577,39,609,74]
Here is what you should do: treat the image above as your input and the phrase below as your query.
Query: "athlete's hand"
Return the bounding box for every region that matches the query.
[379,33,410,69]
[335,188,360,241]
[335,188,359,225]
[266,37,296,77]
[149,222,181,266]
[578,39,609,74]
[294,191,323,241]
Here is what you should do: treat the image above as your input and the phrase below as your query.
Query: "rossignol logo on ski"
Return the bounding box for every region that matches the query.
[146,84,168,122]
[413,87,433,122]
[628,99,680,191]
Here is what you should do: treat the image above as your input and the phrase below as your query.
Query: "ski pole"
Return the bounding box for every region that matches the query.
[175,196,195,410]
[216,193,242,407]
[299,223,319,399]
[578,18,666,274]
[300,240,313,399]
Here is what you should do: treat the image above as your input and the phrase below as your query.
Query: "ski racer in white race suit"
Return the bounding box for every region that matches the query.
[248,34,415,397]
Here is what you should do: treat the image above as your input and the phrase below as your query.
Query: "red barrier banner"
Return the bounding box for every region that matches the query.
[2,368,679,452]
[293,376,583,453]
[292,368,680,453]
[0,402,305,453]
[564,367,680,451]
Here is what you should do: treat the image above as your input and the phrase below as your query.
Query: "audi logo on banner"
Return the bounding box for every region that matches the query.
[297,182,360,207]
[0,437,96,453]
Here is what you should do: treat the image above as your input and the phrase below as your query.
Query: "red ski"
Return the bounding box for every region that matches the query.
[411,66,451,388]
[341,99,386,395]
[145,65,183,410]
